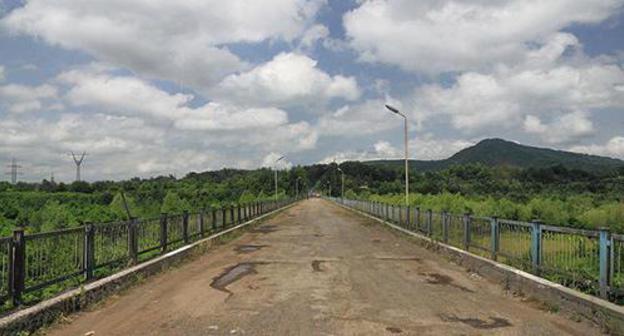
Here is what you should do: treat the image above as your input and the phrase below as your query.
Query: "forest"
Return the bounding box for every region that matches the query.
[2,161,624,236]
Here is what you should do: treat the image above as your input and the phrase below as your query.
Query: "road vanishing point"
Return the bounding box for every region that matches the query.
[46,199,602,335]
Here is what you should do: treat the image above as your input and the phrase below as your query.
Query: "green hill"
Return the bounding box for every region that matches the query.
[365,138,624,174]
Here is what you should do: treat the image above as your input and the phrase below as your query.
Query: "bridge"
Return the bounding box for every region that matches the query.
[39,199,600,335]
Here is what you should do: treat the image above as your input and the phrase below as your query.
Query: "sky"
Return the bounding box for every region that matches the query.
[0,0,624,182]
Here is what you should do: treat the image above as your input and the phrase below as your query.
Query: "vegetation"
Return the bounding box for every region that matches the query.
[2,139,624,236]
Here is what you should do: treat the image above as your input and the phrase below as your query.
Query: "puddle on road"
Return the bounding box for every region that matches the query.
[420,272,475,293]
[439,314,512,329]
[234,245,268,254]
[250,225,278,234]
[311,260,324,272]
[386,326,402,333]
[211,262,266,296]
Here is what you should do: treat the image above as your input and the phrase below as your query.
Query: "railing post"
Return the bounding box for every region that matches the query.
[199,209,205,238]
[531,219,542,275]
[599,227,612,300]
[490,217,499,261]
[385,203,390,221]
[211,208,217,232]
[237,205,242,224]
[406,206,411,229]
[463,213,471,250]
[129,218,138,264]
[442,211,449,243]
[222,207,227,228]
[11,228,25,306]
[415,207,420,231]
[230,206,235,226]
[160,213,168,253]
[84,222,95,281]
[426,210,433,236]
[182,211,189,244]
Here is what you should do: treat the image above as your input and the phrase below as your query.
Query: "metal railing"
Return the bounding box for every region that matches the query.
[0,198,300,310]
[329,197,624,303]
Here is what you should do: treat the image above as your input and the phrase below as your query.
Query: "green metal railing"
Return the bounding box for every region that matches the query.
[330,197,623,303]
[0,198,300,311]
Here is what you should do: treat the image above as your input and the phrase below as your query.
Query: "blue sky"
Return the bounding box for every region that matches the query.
[1,0,624,182]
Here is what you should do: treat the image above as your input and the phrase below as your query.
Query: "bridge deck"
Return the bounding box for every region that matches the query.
[46,199,600,335]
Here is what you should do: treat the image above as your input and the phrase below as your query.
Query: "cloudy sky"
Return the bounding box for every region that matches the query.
[1,0,624,182]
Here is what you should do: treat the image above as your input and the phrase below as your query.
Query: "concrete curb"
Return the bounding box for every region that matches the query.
[331,200,624,335]
[0,202,298,336]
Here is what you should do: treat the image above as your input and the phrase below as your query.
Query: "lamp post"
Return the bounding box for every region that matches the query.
[274,156,285,201]
[337,167,345,201]
[385,104,409,207]
[295,176,302,198]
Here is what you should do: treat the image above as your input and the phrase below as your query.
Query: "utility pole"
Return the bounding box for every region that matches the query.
[5,158,22,184]
[274,156,285,201]
[70,152,87,182]
[337,167,345,200]
[385,104,409,207]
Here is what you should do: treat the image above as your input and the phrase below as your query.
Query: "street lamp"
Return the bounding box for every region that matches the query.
[385,104,409,207]
[296,176,302,198]
[337,167,345,201]
[274,156,285,201]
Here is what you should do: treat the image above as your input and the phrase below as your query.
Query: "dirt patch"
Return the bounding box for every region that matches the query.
[439,314,512,329]
[234,245,268,254]
[419,272,474,293]
[386,326,402,333]
[210,262,266,296]
[311,260,324,272]
[250,225,278,234]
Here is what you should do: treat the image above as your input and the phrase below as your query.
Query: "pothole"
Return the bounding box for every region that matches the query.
[211,262,266,296]
[439,314,512,329]
[250,225,278,234]
[234,245,268,254]
[311,260,324,272]
[419,272,475,293]
[386,326,402,333]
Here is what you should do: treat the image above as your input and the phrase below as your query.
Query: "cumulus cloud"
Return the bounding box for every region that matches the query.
[569,137,624,159]
[524,113,594,144]
[0,83,58,113]
[322,135,474,163]
[213,53,360,108]
[318,99,407,136]
[262,153,294,169]
[411,33,624,133]
[3,0,325,89]
[344,0,623,73]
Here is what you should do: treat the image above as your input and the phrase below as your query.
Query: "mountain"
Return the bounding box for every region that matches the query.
[364,138,624,173]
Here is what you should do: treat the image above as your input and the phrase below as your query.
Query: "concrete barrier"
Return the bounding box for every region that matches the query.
[332,200,624,335]
[0,202,298,336]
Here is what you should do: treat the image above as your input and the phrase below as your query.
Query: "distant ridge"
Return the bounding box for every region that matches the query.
[364,138,624,173]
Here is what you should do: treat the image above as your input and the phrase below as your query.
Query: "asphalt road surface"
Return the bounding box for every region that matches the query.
[46,199,602,335]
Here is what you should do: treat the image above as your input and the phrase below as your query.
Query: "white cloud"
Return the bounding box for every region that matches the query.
[318,99,404,136]
[524,112,594,144]
[3,0,325,89]
[569,137,624,159]
[344,0,623,73]
[262,153,293,169]
[0,83,58,113]
[0,66,4,82]
[411,33,624,133]
[213,53,360,108]
[322,135,474,163]
[59,66,290,131]
[299,24,330,50]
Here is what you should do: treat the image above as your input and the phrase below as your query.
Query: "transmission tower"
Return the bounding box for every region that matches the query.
[5,158,22,184]
[70,152,87,182]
